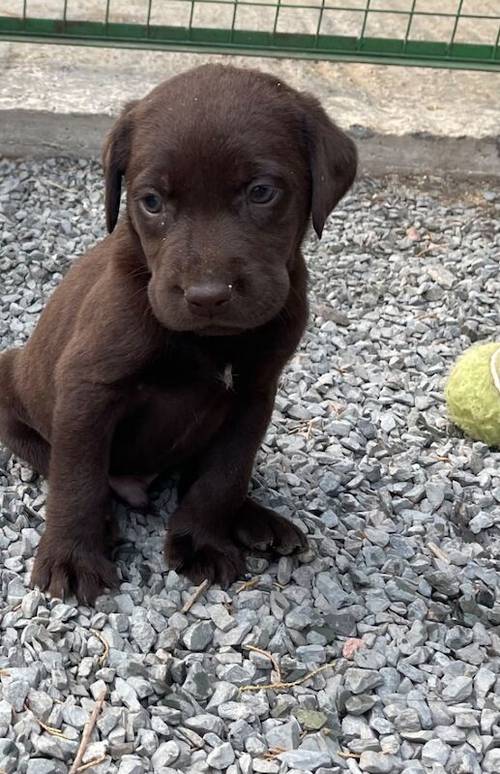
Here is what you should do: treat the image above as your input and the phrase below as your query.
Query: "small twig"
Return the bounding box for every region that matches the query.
[0,669,10,678]
[45,179,73,193]
[237,577,259,593]
[244,645,282,682]
[90,630,109,667]
[240,661,334,693]
[428,541,450,563]
[24,702,70,739]
[338,750,361,759]
[287,419,314,437]
[77,756,107,772]
[38,720,70,739]
[264,747,286,760]
[181,579,210,613]
[306,418,320,440]
[68,690,107,774]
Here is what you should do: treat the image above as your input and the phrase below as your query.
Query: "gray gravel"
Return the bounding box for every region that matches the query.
[1,157,500,774]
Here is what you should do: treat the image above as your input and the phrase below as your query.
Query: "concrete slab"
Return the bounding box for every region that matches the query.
[0,41,499,178]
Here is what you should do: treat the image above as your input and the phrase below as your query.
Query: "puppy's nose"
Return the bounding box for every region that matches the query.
[184,282,232,316]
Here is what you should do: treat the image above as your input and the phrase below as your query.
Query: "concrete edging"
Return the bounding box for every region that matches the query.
[1,108,499,180]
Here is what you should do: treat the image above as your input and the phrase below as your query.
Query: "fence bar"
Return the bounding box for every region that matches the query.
[0,1,498,71]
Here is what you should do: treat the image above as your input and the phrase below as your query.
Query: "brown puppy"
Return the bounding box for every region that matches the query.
[0,64,356,604]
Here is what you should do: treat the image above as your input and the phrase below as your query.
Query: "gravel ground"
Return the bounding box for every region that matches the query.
[1,157,500,774]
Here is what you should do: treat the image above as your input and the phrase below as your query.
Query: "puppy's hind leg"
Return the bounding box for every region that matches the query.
[0,350,50,477]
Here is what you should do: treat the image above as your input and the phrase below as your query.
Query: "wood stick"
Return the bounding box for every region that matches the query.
[428,541,450,563]
[68,689,107,774]
[181,578,210,613]
[90,629,109,667]
[77,755,107,772]
[244,644,282,683]
[240,661,334,693]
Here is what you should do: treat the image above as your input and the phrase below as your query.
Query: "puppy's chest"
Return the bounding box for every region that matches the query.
[132,348,237,452]
[218,362,235,391]
[140,343,238,394]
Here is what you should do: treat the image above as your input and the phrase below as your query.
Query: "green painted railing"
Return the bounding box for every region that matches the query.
[0,2,499,70]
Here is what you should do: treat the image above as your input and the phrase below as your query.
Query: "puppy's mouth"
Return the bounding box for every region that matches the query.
[196,323,244,337]
[147,281,283,336]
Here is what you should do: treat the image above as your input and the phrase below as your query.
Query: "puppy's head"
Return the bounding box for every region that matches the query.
[102,65,356,334]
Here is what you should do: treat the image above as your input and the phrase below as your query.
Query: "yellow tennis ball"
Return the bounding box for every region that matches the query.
[445,342,500,447]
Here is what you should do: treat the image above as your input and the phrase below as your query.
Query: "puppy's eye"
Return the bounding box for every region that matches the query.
[248,184,278,205]
[141,194,163,214]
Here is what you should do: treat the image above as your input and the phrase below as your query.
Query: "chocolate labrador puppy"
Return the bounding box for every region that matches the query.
[0,64,356,603]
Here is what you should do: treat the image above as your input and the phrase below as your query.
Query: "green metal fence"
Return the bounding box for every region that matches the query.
[0,1,499,70]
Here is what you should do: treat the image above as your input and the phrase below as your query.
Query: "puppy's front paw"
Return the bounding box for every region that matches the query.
[235,498,307,555]
[165,516,245,587]
[31,532,119,605]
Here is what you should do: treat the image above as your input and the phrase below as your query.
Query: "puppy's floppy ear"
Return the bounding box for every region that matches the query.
[301,94,357,239]
[101,100,138,233]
